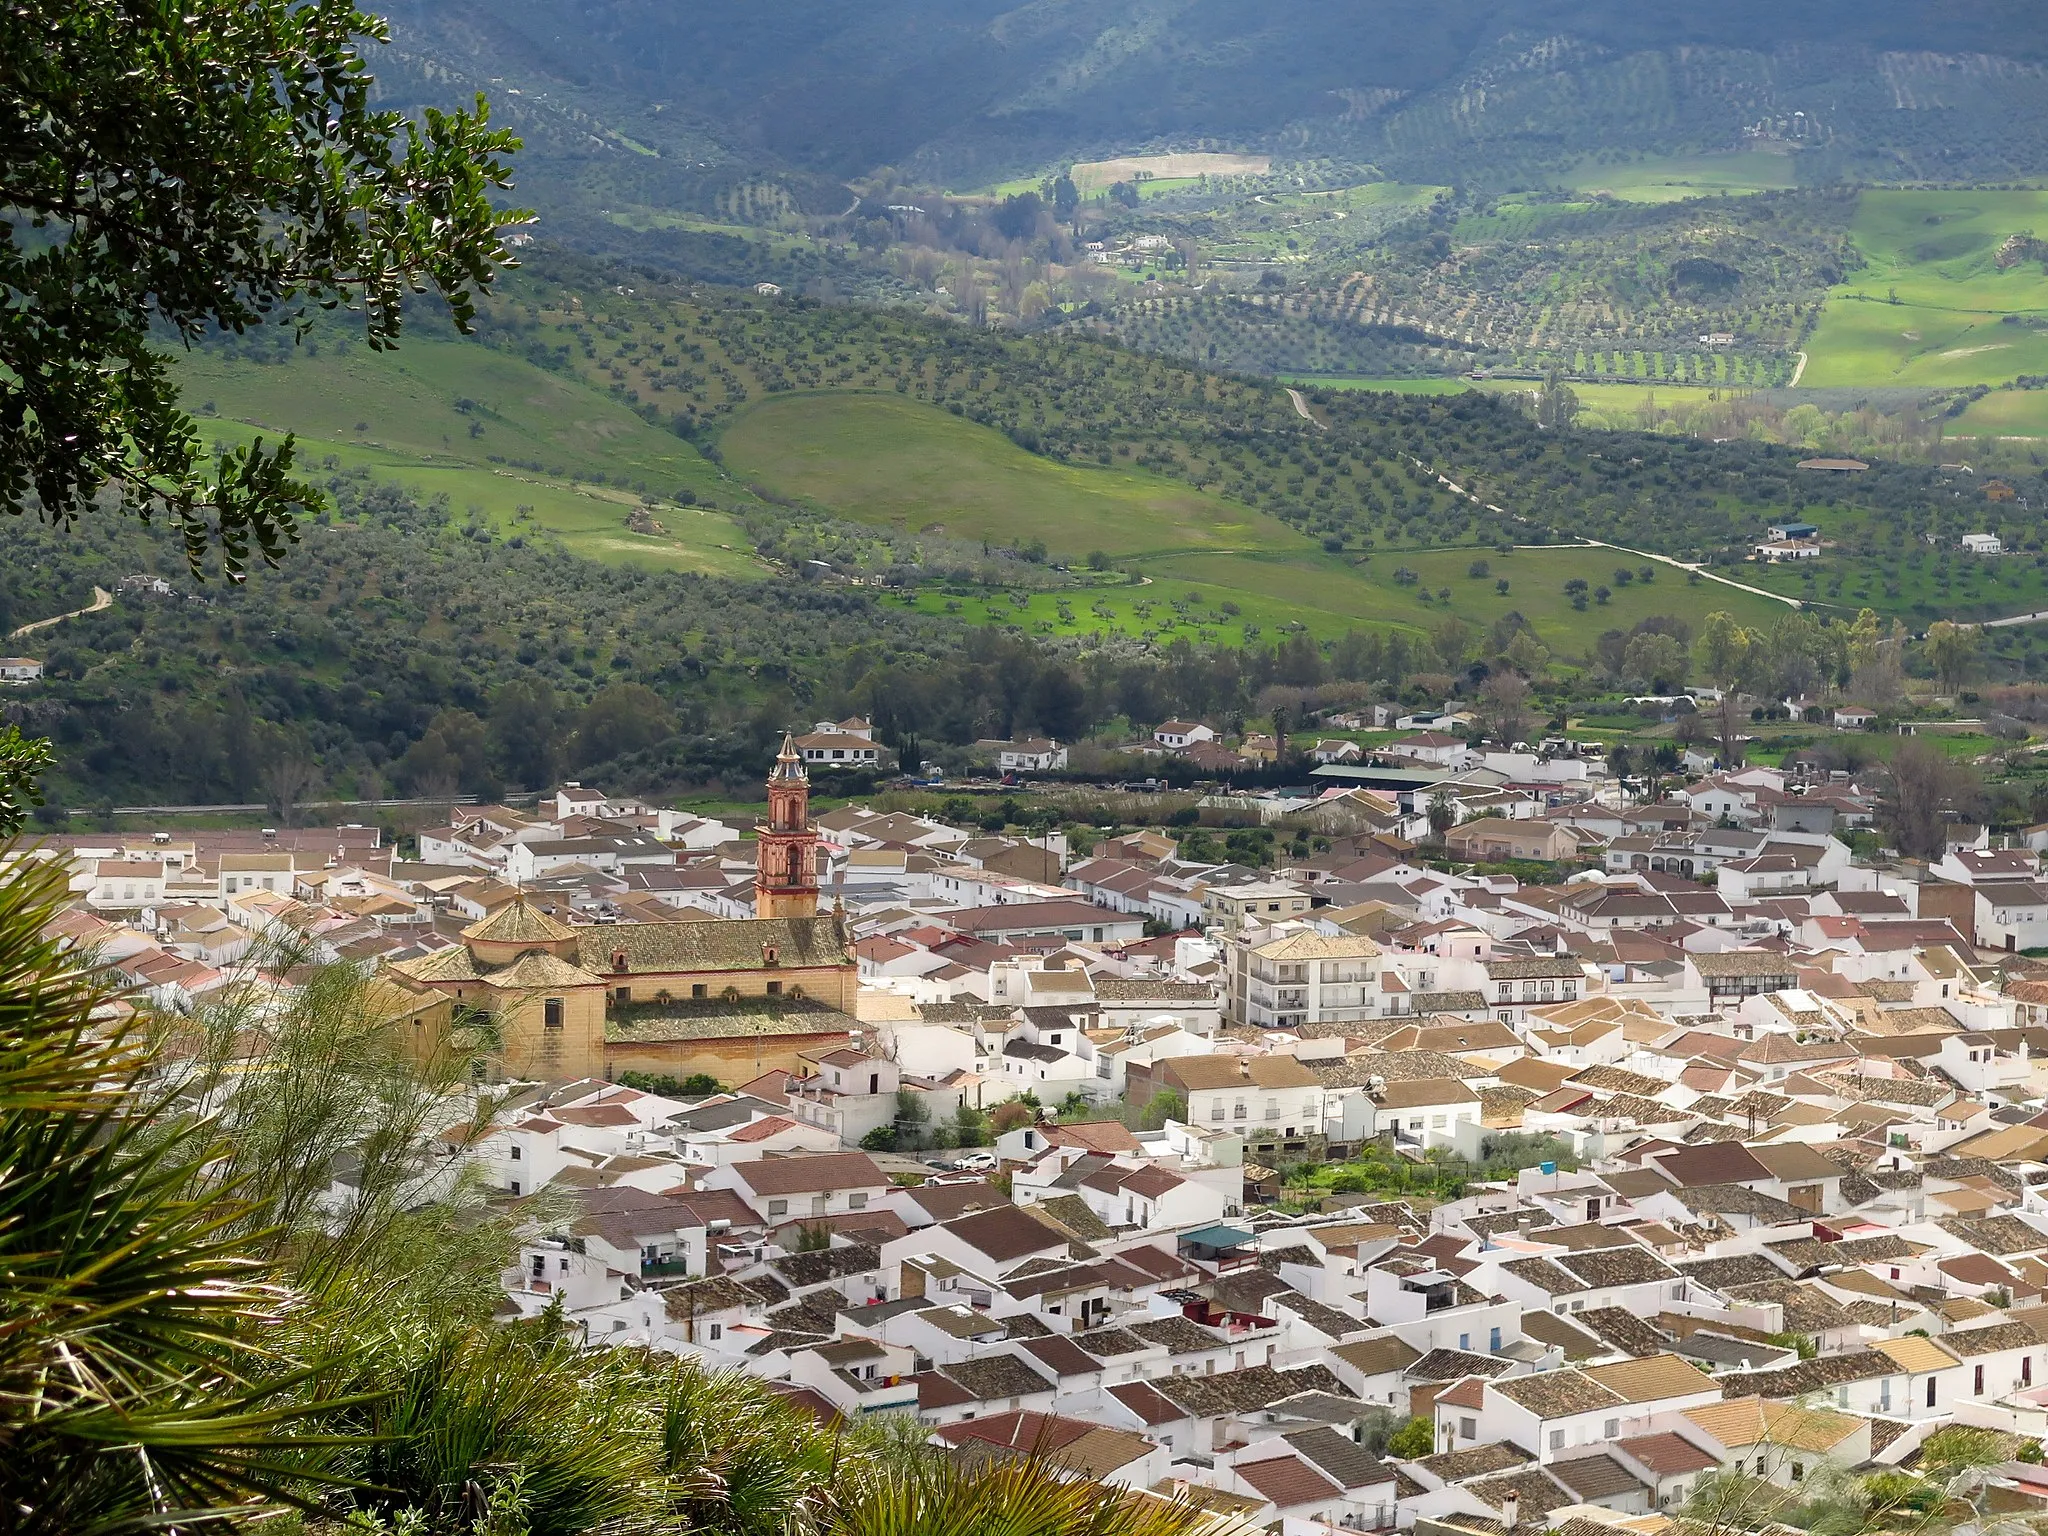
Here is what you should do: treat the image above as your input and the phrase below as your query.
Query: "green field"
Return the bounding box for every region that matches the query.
[720,392,1790,643]
[718,392,1297,560]
[175,342,761,577]
[1948,387,2048,439]
[1805,190,2048,388]
[1560,150,1800,204]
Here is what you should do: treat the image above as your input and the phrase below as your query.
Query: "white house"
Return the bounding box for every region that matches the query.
[976,738,1069,772]
[88,858,166,910]
[1976,881,2048,953]
[1154,720,1216,750]
[0,657,43,684]
[792,729,882,768]
[1963,532,2004,555]
[1431,1355,1722,1464]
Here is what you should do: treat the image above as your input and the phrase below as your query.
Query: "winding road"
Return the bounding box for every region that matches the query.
[9,586,111,639]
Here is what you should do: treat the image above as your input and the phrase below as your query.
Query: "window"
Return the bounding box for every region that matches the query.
[692,983,707,999]
[1489,1327,1501,1352]
[1927,1377,1937,1408]
[1975,1365,1985,1395]
[1266,1098,1280,1121]
[543,997,564,1028]
[530,1254,545,1278]
[766,980,782,997]
[768,1199,789,1217]
[1791,1464,1804,1484]
[509,1180,521,1196]
[613,986,631,1006]
[1211,1099,1225,1122]
[1605,1419,1619,1439]
[1460,1416,1477,1439]
[509,1145,522,1161]
[1233,1101,1246,1120]
[850,1193,869,1210]
[1459,1334,1470,1350]
[1549,1431,1564,1451]
[708,1322,723,1341]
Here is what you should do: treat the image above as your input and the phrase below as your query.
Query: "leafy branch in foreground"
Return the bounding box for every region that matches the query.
[0,0,524,577]
[0,725,53,836]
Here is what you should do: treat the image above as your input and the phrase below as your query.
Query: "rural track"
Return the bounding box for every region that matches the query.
[10,585,111,639]
[1286,388,1326,428]
[1285,383,1803,611]
[1404,456,1804,610]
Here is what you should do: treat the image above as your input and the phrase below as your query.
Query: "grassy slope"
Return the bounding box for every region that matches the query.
[1805,189,2048,388]
[176,342,761,577]
[1559,150,1799,204]
[719,392,1789,643]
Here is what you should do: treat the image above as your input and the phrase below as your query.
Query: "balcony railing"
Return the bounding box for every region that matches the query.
[641,1257,693,1279]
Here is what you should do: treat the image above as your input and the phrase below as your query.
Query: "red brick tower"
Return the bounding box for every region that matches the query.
[755,733,820,919]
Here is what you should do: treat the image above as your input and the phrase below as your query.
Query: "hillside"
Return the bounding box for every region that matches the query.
[160,256,2048,654]
[371,0,2048,205]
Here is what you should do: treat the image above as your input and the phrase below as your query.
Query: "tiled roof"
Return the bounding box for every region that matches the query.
[1502,1256,1588,1296]
[1575,1307,1671,1358]
[1936,1214,2048,1256]
[937,1353,1054,1401]
[576,915,851,974]
[1581,1354,1718,1404]
[1721,1279,1855,1334]
[1410,1442,1531,1481]
[1617,1431,1720,1477]
[1557,1247,1678,1289]
[1935,1319,2038,1357]
[1408,1348,1516,1382]
[1545,1453,1650,1501]
[1235,1454,1342,1510]
[1286,1426,1394,1490]
[1149,1363,1346,1416]
[1716,1351,1892,1399]
[1676,1254,1788,1290]
[736,1152,887,1196]
[1492,1369,1624,1418]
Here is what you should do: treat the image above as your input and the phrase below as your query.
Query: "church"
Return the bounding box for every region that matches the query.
[389,736,857,1083]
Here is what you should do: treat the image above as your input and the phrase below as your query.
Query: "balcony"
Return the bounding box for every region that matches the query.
[641,1256,693,1279]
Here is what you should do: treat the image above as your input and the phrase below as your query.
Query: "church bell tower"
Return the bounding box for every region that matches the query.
[755,734,820,919]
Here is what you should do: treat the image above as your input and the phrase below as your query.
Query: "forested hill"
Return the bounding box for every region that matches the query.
[375,0,2048,202]
[0,475,1419,813]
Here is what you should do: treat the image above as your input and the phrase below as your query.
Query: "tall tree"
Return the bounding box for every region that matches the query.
[1882,738,1980,860]
[1696,611,1754,766]
[1,0,522,579]
[1922,620,1980,695]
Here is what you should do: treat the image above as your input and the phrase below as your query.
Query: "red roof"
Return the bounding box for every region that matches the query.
[728,1115,800,1143]
[1235,1454,1341,1509]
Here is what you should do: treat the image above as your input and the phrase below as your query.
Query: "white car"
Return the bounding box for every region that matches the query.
[953,1151,997,1172]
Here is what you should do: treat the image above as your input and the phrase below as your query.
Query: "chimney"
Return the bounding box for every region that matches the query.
[1502,1492,1521,1533]
[1238,1057,1252,1078]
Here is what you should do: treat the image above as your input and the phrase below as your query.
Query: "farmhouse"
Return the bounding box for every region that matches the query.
[1963,533,2005,555]
[1154,720,1216,750]
[1754,540,1819,562]
[0,657,43,683]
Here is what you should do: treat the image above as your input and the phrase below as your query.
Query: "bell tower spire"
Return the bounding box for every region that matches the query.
[756,734,820,919]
